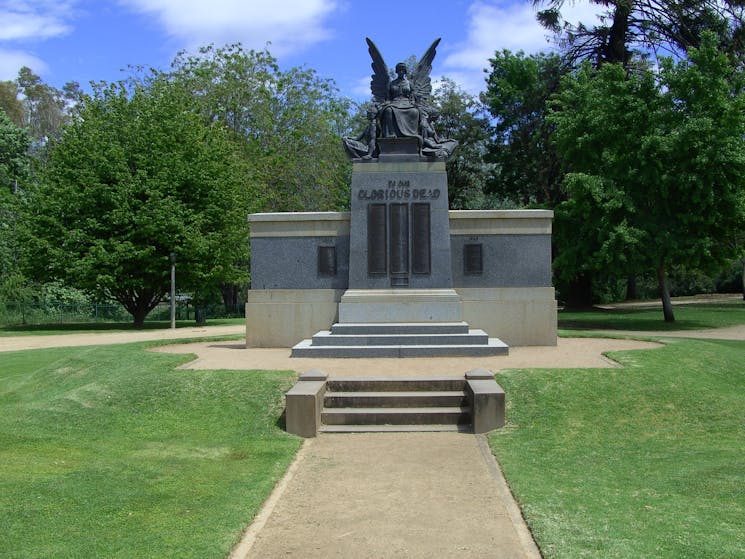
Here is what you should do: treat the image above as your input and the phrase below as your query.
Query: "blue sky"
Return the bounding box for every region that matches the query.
[1,0,599,99]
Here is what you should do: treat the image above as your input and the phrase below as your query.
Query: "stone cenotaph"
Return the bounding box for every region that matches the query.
[245,38,557,357]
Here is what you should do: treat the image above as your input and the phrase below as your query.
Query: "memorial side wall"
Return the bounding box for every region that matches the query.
[246,209,557,346]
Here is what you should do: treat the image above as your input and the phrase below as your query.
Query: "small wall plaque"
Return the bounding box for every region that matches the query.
[317,246,337,276]
[464,243,483,275]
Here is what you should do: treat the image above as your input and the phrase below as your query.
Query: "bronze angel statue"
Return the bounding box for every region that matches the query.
[343,37,457,160]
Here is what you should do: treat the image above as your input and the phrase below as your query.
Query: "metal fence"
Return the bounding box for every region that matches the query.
[0,301,243,326]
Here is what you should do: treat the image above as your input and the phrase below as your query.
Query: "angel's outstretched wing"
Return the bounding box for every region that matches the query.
[411,38,441,104]
[366,37,390,103]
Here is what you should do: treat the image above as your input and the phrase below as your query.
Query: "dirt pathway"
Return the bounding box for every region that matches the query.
[153,336,662,375]
[0,324,245,352]
[233,432,541,559]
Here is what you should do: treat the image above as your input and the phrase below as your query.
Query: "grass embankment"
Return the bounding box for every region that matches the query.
[559,301,745,332]
[490,337,745,558]
[0,318,246,337]
[0,343,300,558]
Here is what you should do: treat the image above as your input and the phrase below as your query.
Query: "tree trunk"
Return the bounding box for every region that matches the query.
[564,272,594,309]
[220,283,240,314]
[119,289,165,329]
[741,258,745,301]
[604,1,632,66]
[625,274,637,301]
[132,309,148,329]
[657,265,675,322]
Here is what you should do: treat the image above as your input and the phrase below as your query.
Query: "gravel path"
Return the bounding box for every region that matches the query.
[232,432,541,559]
[153,336,662,376]
[0,324,246,352]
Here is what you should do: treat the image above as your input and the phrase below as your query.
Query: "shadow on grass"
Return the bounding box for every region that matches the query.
[559,302,745,331]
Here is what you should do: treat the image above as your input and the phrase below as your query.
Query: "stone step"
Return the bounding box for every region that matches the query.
[330,322,470,335]
[310,330,489,347]
[321,406,471,426]
[318,424,470,434]
[324,390,467,408]
[291,338,509,358]
[327,377,466,392]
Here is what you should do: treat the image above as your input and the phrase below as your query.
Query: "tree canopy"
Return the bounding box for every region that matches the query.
[481,50,567,207]
[27,76,249,326]
[550,34,745,320]
[0,111,31,299]
[167,44,353,212]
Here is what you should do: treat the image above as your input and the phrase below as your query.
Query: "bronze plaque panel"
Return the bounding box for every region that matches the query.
[389,203,409,275]
[367,203,387,275]
[411,203,431,275]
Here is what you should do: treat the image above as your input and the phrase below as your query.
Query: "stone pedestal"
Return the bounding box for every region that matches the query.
[348,161,452,290]
[338,288,462,323]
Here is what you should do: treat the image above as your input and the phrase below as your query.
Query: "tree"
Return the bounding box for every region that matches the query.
[550,34,745,321]
[428,78,493,209]
[167,44,353,213]
[0,111,31,299]
[15,67,82,150]
[0,81,24,128]
[0,110,29,193]
[481,50,567,207]
[28,76,248,327]
[532,0,745,66]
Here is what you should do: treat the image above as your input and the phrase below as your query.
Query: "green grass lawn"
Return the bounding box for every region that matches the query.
[559,301,745,331]
[0,317,246,337]
[0,342,300,559]
[490,338,745,559]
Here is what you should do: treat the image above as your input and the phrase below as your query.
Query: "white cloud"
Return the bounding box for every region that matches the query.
[0,2,78,81]
[442,0,602,94]
[118,0,338,55]
[0,1,77,41]
[0,48,48,80]
[559,1,609,28]
[444,1,549,73]
[350,75,371,99]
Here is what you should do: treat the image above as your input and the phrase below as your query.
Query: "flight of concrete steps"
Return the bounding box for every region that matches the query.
[291,322,509,358]
[284,370,505,437]
[319,377,472,433]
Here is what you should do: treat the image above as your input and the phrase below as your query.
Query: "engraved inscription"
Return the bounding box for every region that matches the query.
[358,188,440,200]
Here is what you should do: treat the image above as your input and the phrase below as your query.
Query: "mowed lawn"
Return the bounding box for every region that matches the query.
[490,337,745,559]
[0,342,300,559]
[559,301,745,331]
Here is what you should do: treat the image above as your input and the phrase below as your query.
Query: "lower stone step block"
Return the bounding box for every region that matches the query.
[324,390,467,408]
[321,406,471,426]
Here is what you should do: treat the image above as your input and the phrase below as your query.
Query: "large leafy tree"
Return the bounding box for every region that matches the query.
[163,44,353,310]
[481,50,567,207]
[550,34,745,321]
[28,76,248,327]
